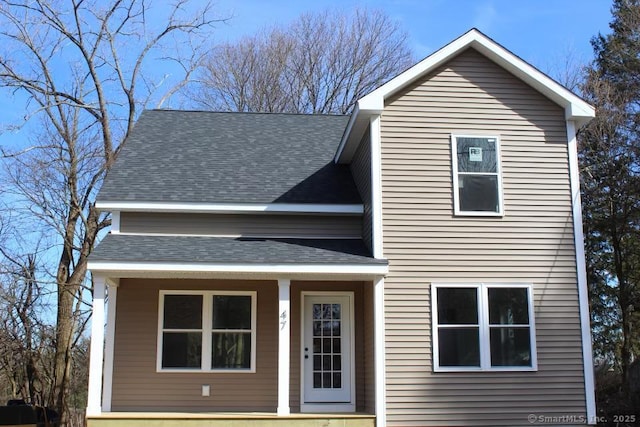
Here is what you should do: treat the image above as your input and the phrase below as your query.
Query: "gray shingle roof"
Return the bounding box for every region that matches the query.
[91,234,385,265]
[98,110,360,204]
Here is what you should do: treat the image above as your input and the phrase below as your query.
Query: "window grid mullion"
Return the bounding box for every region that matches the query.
[488,324,530,327]
[457,171,499,176]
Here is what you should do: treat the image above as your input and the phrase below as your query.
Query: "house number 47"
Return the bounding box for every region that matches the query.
[280,310,288,330]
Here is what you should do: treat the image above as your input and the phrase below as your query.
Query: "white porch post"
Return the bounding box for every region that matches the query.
[374,276,387,427]
[87,275,106,416]
[277,279,291,416]
[102,280,119,412]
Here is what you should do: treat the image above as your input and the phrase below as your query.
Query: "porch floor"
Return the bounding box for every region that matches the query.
[87,412,375,427]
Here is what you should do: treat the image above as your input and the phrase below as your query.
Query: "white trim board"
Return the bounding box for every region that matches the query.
[567,120,597,423]
[88,261,388,276]
[96,201,364,215]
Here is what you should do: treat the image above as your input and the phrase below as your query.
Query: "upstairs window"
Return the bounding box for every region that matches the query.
[451,135,503,216]
[158,291,256,372]
[432,283,537,372]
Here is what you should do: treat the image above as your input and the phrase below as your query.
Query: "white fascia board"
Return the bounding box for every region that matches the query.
[87,261,388,276]
[338,30,595,162]
[95,201,364,215]
[337,29,595,162]
[470,39,595,124]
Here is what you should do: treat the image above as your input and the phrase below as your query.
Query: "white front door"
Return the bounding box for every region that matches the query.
[302,294,354,410]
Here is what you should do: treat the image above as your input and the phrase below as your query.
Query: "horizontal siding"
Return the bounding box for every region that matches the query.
[119,212,362,238]
[111,279,278,412]
[111,279,374,413]
[350,127,373,252]
[380,48,586,426]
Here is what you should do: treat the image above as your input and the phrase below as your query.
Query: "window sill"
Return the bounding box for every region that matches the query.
[157,368,256,374]
[454,211,504,217]
[434,366,537,373]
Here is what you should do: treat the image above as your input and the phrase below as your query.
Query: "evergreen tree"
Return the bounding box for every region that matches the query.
[580,0,640,403]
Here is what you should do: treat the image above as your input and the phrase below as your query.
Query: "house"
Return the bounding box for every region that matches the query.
[85,29,596,427]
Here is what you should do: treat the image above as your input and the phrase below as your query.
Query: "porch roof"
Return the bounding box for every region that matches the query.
[88,234,387,278]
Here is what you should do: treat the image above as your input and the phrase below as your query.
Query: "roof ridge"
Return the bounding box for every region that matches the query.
[147,108,349,118]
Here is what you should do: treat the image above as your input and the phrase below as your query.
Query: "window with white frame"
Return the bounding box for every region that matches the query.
[451,135,503,215]
[431,284,536,371]
[158,291,256,372]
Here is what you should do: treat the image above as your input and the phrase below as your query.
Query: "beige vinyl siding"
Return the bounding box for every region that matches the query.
[119,212,362,238]
[380,48,586,426]
[350,128,373,251]
[111,279,278,412]
[110,279,373,413]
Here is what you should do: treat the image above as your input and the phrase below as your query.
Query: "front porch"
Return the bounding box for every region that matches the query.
[87,277,384,422]
[87,412,375,427]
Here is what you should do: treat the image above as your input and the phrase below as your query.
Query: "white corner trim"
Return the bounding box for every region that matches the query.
[277,279,291,416]
[110,211,120,234]
[370,115,384,259]
[87,276,106,416]
[374,277,387,427]
[567,120,597,422]
[102,284,118,412]
[95,201,364,215]
[87,261,388,276]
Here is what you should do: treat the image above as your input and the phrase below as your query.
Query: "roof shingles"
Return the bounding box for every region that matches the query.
[98,110,360,204]
[91,235,385,266]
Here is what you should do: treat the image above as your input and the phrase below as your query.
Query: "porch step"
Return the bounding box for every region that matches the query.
[87,412,375,427]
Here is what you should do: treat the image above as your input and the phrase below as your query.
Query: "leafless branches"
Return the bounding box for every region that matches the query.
[0,0,222,422]
[191,8,415,114]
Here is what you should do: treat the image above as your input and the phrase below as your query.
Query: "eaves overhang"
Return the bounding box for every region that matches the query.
[335,28,595,164]
[95,201,364,215]
[88,261,389,281]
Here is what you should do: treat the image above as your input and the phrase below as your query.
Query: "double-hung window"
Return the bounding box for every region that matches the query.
[432,283,537,371]
[451,135,503,215]
[158,291,256,372]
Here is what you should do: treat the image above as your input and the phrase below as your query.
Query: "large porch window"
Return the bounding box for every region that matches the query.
[158,291,257,372]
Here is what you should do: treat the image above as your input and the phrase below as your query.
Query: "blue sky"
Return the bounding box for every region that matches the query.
[0,1,615,135]
[212,0,613,72]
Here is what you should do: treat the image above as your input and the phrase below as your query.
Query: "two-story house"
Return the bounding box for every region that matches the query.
[85,29,596,427]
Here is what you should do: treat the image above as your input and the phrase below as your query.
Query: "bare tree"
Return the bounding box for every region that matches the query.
[0,251,49,406]
[0,1,222,423]
[192,8,415,114]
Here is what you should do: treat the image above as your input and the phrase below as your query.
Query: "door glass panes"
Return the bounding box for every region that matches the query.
[312,303,342,389]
